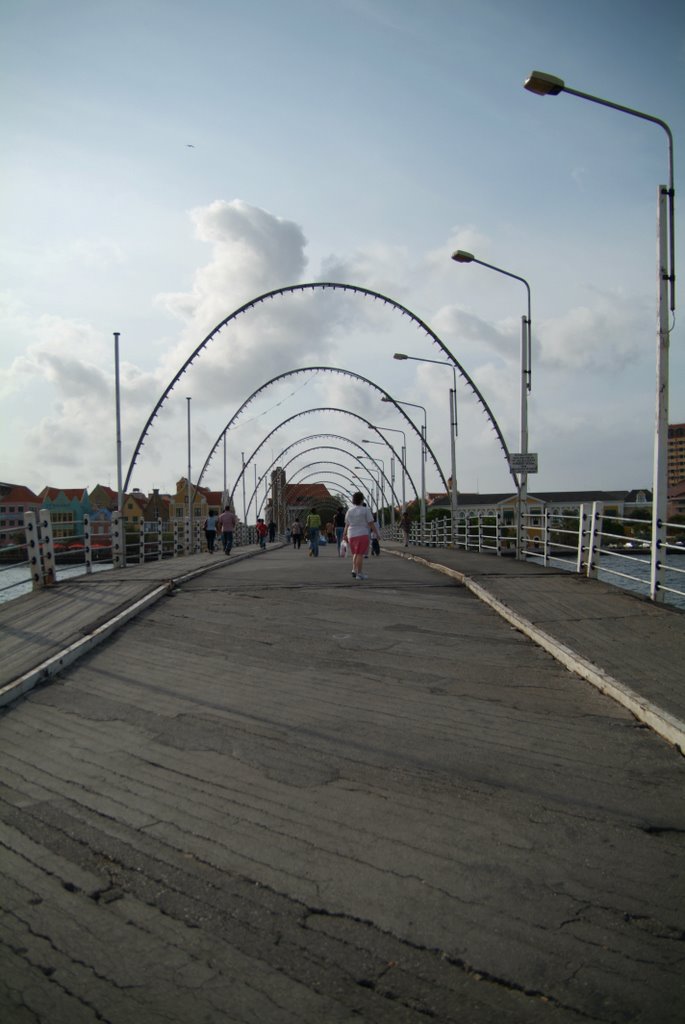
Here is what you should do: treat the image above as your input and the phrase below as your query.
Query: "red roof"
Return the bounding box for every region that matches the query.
[39,487,88,501]
[0,485,41,503]
[284,483,333,505]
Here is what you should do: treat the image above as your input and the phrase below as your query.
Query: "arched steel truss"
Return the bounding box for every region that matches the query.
[277,473,357,509]
[246,441,410,522]
[248,435,418,509]
[124,283,517,494]
[256,464,370,518]
[285,460,391,507]
[279,447,400,505]
[229,407,446,510]
[195,365,445,501]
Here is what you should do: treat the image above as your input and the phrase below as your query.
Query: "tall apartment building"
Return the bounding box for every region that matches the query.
[668,423,685,487]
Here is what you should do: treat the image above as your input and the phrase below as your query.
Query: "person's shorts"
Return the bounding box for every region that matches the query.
[349,535,370,556]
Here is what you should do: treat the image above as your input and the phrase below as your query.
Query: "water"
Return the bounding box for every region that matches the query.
[531,552,685,610]
[0,561,114,604]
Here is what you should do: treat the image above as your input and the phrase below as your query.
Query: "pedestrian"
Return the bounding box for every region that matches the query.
[268,519,276,542]
[291,518,302,549]
[343,492,380,580]
[399,511,411,547]
[306,506,322,557]
[256,518,268,549]
[203,511,218,553]
[334,506,345,556]
[217,505,237,555]
[370,513,381,556]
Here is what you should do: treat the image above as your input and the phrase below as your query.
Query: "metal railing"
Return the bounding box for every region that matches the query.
[382,504,685,606]
[0,512,260,600]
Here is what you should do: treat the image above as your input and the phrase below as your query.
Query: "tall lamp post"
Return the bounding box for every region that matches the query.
[360,454,387,526]
[365,427,407,517]
[113,331,125,568]
[353,467,380,510]
[363,438,400,525]
[382,396,427,542]
[394,352,459,539]
[451,250,532,559]
[523,70,675,601]
[186,397,193,554]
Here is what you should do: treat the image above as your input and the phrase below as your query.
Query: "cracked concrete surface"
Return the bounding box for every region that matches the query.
[1,546,683,1022]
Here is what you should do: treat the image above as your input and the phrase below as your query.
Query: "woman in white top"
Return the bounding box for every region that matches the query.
[343,492,380,580]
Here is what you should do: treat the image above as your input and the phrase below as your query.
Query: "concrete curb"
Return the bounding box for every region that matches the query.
[389,549,685,756]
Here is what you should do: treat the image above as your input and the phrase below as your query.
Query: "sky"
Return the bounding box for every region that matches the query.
[2,0,684,510]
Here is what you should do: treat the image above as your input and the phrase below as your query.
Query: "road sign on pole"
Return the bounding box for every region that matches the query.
[509,453,538,473]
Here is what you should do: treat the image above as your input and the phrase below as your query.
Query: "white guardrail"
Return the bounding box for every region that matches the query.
[0,511,259,597]
[378,503,685,607]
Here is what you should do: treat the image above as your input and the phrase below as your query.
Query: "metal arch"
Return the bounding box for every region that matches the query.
[255,465,365,517]
[251,458,376,522]
[266,479,356,519]
[263,436,417,499]
[246,443,406,522]
[124,283,516,493]
[277,461,387,509]
[194,364,446,500]
[281,446,401,505]
[229,407,444,509]
[238,433,418,522]
[287,458,396,509]
[271,472,358,513]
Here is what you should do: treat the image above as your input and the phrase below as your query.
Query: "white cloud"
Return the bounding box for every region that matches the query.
[539,290,650,372]
[156,200,308,332]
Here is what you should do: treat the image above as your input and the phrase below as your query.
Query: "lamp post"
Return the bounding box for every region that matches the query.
[363,439,399,526]
[382,396,427,542]
[241,451,247,528]
[394,352,459,539]
[113,331,125,568]
[365,428,407,517]
[359,454,387,526]
[451,250,531,559]
[353,467,380,509]
[186,397,192,554]
[523,70,675,602]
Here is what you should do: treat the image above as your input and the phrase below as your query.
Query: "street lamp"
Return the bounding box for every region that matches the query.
[186,397,193,554]
[353,467,381,510]
[364,428,407,517]
[394,352,459,534]
[382,395,427,541]
[451,250,532,558]
[523,69,675,601]
[359,454,387,526]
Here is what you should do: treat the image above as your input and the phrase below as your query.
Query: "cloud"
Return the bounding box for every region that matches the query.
[156,200,309,333]
[539,290,650,372]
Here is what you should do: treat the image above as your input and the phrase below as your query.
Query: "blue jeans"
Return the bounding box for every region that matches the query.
[335,526,344,553]
[309,528,320,556]
[221,531,233,553]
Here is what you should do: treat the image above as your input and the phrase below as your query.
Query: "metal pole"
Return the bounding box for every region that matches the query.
[420,424,426,543]
[114,332,125,568]
[223,432,227,493]
[449,384,458,539]
[242,452,247,525]
[186,397,192,553]
[651,185,670,601]
[390,457,396,527]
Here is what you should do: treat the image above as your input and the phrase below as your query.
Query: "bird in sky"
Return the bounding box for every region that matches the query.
[186,143,195,148]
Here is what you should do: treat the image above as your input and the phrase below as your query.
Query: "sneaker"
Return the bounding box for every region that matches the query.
[351,571,356,578]
[356,572,368,580]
